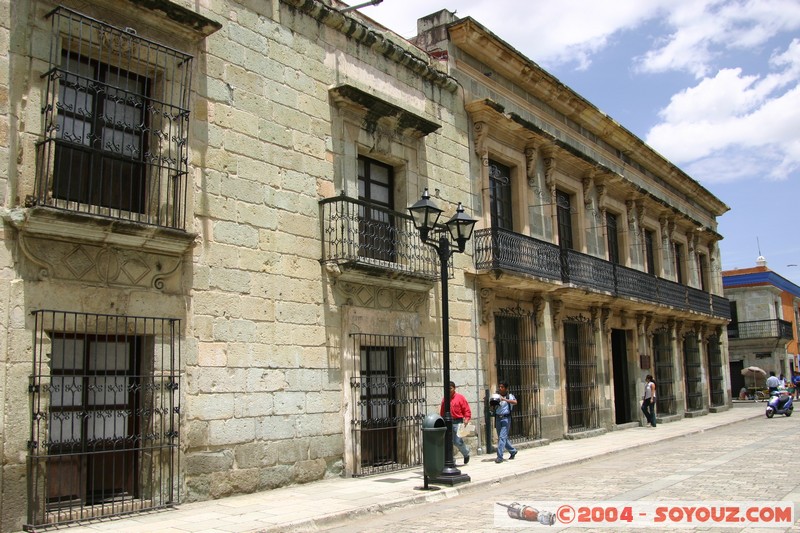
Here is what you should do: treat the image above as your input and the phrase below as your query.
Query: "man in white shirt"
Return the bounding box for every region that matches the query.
[766,371,781,392]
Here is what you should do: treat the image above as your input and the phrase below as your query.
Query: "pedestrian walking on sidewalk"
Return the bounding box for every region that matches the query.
[440,381,471,465]
[493,381,518,463]
[641,374,657,427]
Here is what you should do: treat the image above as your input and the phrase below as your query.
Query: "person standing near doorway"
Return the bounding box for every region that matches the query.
[641,374,657,427]
[494,381,518,463]
[440,381,471,465]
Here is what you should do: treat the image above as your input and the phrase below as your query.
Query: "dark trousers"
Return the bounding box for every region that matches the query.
[641,398,656,426]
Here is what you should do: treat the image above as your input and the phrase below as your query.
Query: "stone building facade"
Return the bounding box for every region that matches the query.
[723,257,800,394]
[0,1,732,531]
[412,11,733,442]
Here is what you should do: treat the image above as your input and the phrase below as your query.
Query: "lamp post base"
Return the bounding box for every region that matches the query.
[432,470,471,486]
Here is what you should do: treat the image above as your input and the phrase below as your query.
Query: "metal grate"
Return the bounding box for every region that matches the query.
[563,320,599,433]
[349,334,425,477]
[27,310,180,530]
[34,7,192,229]
[706,336,725,407]
[471,228,730,321]
[320,196,445,280]
[683,334,703,411]
[494,309,541,443]
[653,330,676,415]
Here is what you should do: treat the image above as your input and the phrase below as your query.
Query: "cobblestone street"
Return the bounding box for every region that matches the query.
[320,412,800,532]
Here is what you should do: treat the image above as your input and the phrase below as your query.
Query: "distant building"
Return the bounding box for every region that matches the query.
[723,256,800,393]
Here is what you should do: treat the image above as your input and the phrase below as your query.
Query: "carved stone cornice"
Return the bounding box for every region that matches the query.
[525,145,538,187]
[582,177,593,207]
[596,184,607,210]
[601,307,612,334]
[552,299,563,333]
[474,121,489,157]
[479,287,495,324]
[635,200,645,231]
[334,281,427,311]
[688,231,698,253]
[532,294,544,328]
[543,154,556,191]
[638,313,655,338]
[6,207,192,293]
[626,199,636,227]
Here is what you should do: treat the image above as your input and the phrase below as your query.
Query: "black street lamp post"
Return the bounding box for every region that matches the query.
[408,188,476,485]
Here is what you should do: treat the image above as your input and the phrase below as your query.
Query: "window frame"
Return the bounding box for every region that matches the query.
[36,6,194,229]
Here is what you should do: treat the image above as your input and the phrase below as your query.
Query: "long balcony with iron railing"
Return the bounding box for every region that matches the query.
[727,319,794,340]
[320,196,452,281]
[473,227,730,320]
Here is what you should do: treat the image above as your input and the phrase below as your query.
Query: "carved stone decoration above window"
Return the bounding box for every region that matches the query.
[18,236,182,292]
[335,281,427,312]
[5,207,192,292]
[329,85,441,138]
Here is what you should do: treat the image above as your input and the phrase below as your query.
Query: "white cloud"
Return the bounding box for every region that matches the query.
[359,0,661,69]
[638,0,800,77]
[358,1,800,186]
[646,47,800,183]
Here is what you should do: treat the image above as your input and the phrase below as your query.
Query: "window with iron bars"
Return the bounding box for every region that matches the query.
[653,330,676,415]
[35,7,192,229]
[683,334,703,411]
[494,310,541,443]
[27,310,180,529]
[706,336,725,407]
[349,334,425,476]
[563,320,600,433]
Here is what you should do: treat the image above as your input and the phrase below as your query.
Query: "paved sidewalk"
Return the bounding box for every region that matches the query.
[37,403,763,533]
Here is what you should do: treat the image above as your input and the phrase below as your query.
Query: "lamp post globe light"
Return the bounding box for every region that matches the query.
[408,188,476,485]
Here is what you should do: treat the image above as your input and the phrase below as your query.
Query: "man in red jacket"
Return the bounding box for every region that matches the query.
[440,381,471,464]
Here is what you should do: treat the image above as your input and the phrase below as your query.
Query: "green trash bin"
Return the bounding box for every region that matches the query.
[422,413,446,479]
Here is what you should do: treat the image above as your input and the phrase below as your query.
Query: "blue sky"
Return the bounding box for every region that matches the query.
[344,0,800,286]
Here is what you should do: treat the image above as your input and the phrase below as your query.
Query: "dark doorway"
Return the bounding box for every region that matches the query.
[611,329,631,424]
[729,360,745,396]
[359,346,398,468]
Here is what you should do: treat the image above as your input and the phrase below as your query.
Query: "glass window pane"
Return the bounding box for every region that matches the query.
[58,115,92,146]
[51,338,84,370]
[86,411,128,440]
[89,341,130,371]
[370,164,389,185]
[87,376,128,406]
[371,185,389,205]
[48,411,82,444]
[50,376,82,407]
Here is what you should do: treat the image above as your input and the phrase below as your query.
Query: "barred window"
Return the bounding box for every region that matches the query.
[36,7,192,229]
[28,310,181,528]
[350,334,425,476]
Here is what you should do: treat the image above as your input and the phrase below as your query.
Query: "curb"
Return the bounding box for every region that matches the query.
[258,409,762,532]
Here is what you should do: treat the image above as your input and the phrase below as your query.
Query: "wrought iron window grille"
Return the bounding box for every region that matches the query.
[27,310,181,529]
[493,309,542,444]
[349,333,425,477]
[563,320,600,433]
[35,7,192,229]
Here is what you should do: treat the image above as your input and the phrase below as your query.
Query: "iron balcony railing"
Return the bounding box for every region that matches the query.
[474,228,729,319]
[727,319,794,340]
[34,7,192,230]
[320,196,452,281]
